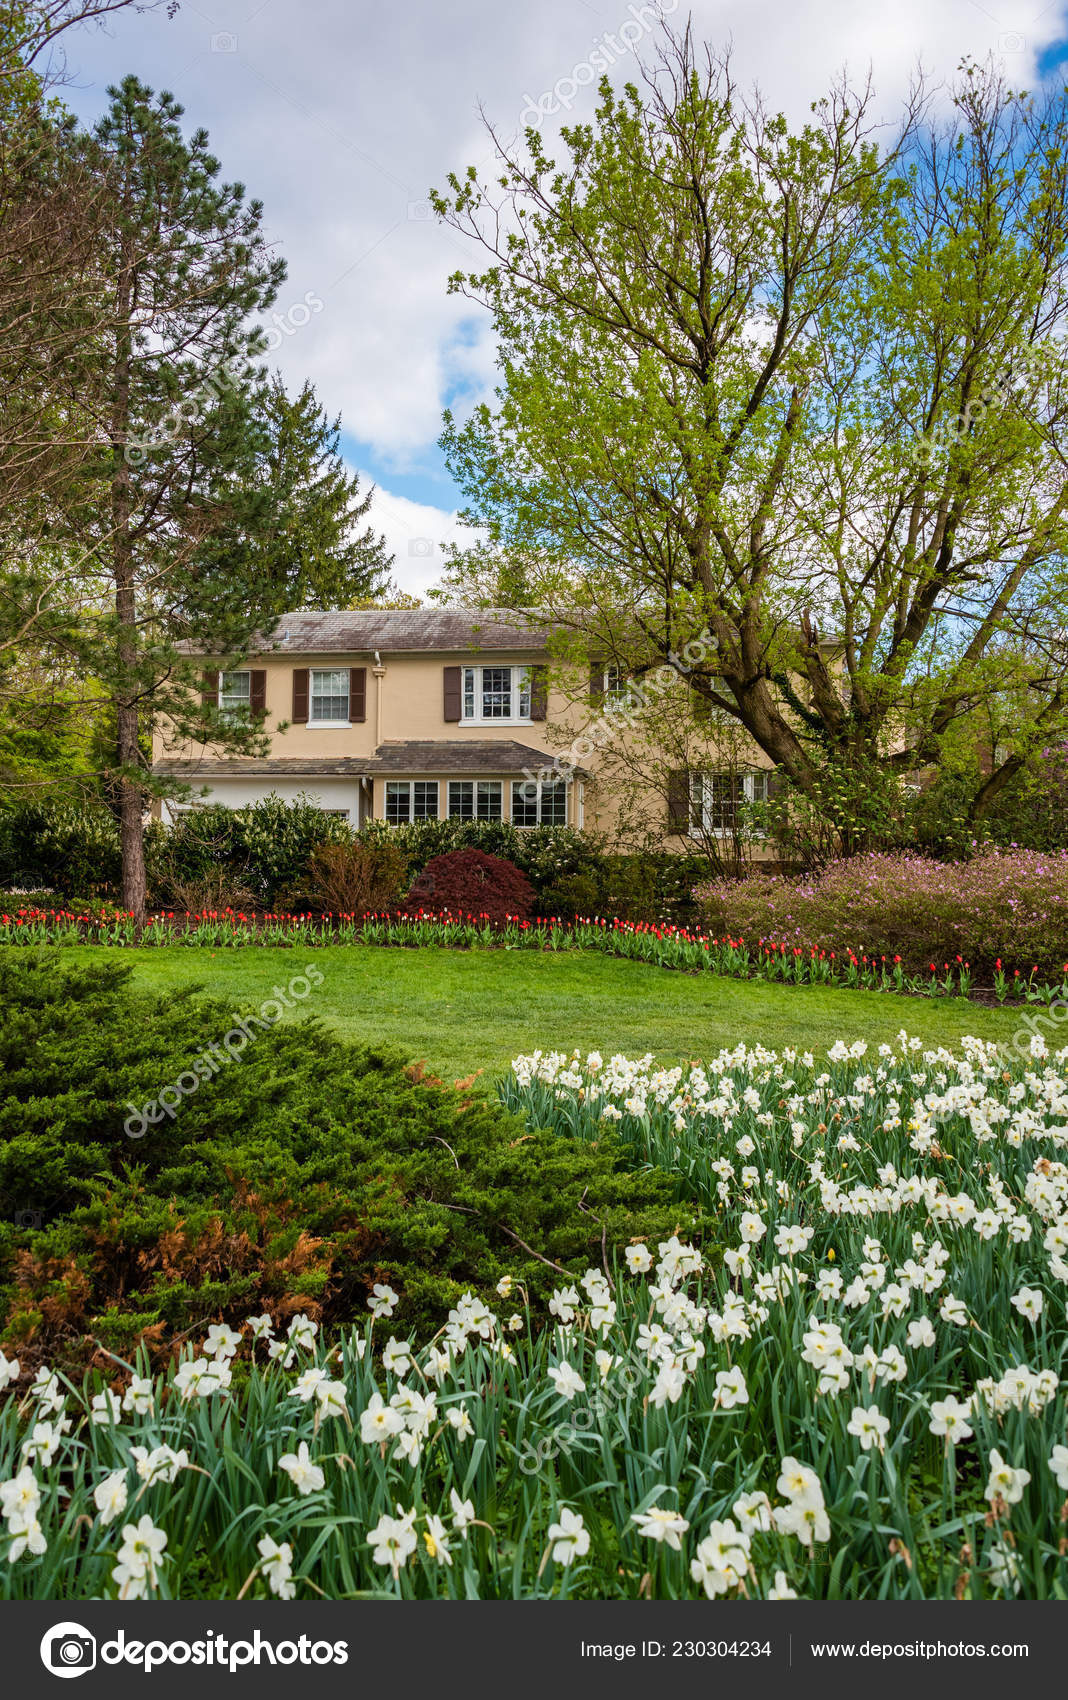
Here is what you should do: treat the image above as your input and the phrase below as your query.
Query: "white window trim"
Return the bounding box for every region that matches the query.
[383,779,440,824]
[461,664,533,727]
[689,771,769,839]
[218,669,251,723]
[510,777,569,828]
[308,667,351,728]
[447,779,504,821]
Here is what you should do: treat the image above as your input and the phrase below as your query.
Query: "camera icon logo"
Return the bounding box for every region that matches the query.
[210,30,238,52]
[408,537,435,557]
[40,1623,97,1679]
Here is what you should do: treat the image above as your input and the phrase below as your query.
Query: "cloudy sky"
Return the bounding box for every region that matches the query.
[59,0,1068,595]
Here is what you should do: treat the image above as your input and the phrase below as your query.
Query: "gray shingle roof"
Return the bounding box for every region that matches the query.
[155,740,570,779]
[263,608,549,654]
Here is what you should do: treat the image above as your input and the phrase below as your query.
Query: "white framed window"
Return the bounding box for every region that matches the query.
[385,780,439,825]
[601,664,631,709]
[310,667,350,724]
[448,779,503,820]
[689,771,769,837]
[461,665,532,724]
[218,670,251,721]
[511,779,567,827]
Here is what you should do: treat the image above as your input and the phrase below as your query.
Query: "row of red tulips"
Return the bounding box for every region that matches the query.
[1,904,1064,1004]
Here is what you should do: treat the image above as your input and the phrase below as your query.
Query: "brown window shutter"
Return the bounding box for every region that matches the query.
[589,662,604,704]
[350,667,366,723]
[530,664,548,721]
[667,770,691,832]
[249,670,267,715]
[201,669,218,710]
[766,767,786,800]
[443,664,462,722]
[292,668,309,723]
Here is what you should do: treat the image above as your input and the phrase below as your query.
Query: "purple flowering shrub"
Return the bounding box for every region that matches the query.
[695,847,1068,977]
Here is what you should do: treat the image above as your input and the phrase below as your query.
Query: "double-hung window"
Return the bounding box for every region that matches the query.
[689,771,769,836]
[310,667,349,723]
[218,670,251,721]
[511,779,567,827]
[448,780,503,820]
[461,665,531,723]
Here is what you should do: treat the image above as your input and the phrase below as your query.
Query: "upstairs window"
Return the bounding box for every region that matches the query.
[218,670,251,721]
[310,667,350,723]
[462,665,532,723]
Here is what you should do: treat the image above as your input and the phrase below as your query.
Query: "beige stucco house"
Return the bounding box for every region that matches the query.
[152,607,776,846]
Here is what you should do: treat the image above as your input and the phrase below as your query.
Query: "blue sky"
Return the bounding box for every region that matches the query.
[56,0,1068,594]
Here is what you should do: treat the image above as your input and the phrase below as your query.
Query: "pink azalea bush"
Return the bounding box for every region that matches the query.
[696,847,1068,977]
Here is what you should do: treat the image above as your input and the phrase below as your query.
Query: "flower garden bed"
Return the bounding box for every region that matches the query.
[3,1029,1068,1599]
[2,904,1066,1004]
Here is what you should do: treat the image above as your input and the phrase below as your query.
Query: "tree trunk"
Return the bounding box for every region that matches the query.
[111,217,145,921]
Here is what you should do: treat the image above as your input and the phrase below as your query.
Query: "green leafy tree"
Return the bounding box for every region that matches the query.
[433,29,1068,837]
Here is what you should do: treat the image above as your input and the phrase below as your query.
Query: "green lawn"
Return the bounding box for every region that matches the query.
[68,944,1032,1083]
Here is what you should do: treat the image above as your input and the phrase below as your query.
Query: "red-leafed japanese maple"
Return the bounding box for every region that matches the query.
[407,848,534,924]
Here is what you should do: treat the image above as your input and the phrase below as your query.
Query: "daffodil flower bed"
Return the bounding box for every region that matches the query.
[3,1030,1068,1601]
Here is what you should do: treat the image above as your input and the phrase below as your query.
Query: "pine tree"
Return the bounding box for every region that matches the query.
[249,373,393,609]
[65,76,287,918]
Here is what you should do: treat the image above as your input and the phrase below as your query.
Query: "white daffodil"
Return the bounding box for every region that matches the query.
[985,1449,1031,1505]
[257,1533,296,1598]
[767,1570,799,1599]
[630,1506,690,1550]
[546,1506,590,1565]
[278,1441,325,1496]
[359,1391,405,1445]
[368,1282,399,1319]
[928,1395,973,1445]
[93,1472,129,1527]
[366,1506,417,1574]
[7,1509,47,1563]
[128,1445,188,1485]
[449,1489,476,1535]
[422,1513,453,1566]
[846,1405,890,1452]
[116,1514,168,1588]
[548,1361,585,1400]
[715,1367,749,1410]
[625,1244,653,1274]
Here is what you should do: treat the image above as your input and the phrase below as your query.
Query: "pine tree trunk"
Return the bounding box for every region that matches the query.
[111,220,145,922]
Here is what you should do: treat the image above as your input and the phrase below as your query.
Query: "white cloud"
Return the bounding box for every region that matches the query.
[64,0,1068,480]
[365,486,473,599]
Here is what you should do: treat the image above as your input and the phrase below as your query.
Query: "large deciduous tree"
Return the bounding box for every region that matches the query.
[433,28,1068,837]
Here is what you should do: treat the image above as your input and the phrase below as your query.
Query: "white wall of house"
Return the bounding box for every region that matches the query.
[161,776,366,826]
